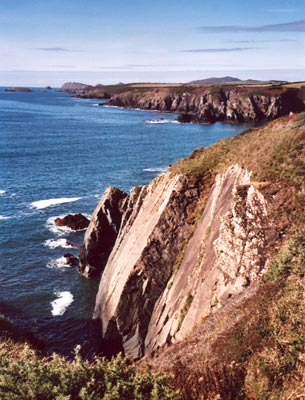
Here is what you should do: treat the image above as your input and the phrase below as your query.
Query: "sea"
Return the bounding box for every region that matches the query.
[0,87,254,356]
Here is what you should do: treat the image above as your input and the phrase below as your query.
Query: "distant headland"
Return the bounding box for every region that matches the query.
[60,78,305,124]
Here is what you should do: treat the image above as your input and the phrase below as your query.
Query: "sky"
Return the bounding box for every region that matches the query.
[0,0,304,86]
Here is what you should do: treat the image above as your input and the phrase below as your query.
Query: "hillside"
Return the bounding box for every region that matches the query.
[78,112,305,398]
[189,76,242,84]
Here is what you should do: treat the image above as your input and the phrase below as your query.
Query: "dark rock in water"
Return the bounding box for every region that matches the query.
[55,214,90,230]
[5,87,32,92]
[64,253,79,267]
[177,113,194,123]
[45,86,52,90]
[79,186,128,278]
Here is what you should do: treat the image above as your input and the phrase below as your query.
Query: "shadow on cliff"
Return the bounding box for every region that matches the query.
[0,301,121,360]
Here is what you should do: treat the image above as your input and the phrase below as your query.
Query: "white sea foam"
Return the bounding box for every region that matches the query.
[143,167,167,174]
[102,105,124,110]
[31,197,81,209]
[46,216,73,236]
[44,238,75,249]
[0,215,11,220]
[92,103,100,107]
[144,119,180,124]
[51,291,74,316]
[0,190,6,196]
[47,256,69,269]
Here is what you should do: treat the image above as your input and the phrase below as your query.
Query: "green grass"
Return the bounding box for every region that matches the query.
[171,113,305,188]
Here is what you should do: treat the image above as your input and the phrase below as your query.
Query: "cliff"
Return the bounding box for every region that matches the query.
[80,112,305,372]
[106,85,305,123]
[60,80,305,123]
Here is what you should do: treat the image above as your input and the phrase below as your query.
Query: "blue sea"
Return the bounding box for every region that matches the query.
[0,88,253,356]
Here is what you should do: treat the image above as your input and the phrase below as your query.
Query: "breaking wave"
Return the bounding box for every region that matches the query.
[51,291,74,316]
[144,119,180,124]
[31,197,81,210]
[46,256,70,270]
[43,238,76,249]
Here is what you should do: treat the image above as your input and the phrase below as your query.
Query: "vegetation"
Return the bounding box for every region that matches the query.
[171,113,305,182]
[178,292,194,330]
[0,340,181,400]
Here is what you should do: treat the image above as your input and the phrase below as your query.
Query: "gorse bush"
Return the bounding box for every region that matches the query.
[0,341,182,400]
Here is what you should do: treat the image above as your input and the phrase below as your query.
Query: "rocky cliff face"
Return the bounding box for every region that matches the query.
[79,187,127,278]
[107,86,304,122]
[81,113,305,364]
[88,163,275,358]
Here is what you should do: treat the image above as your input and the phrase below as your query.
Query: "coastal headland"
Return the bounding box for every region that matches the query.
[61,78,305,123]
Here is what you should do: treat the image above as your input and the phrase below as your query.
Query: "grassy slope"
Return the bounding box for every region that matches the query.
[144,113,305,399]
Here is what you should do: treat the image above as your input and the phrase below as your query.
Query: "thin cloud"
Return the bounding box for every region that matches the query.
[198,20,305,33]
[181,47,257,53]
[125,64,154,67]
[35,47,82,52]
[50,65,77,68]
[97,66,128,70]
[229,39,297,43]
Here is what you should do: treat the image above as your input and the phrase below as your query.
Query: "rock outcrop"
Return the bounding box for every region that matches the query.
[55,214,90,230]
[88,164,274,358]
[79,187,128,278]
[4,87,32,92]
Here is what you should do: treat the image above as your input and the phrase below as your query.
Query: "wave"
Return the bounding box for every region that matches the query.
[143,167,167,174]
[51,291,74,316]
[0,190,6,196]
[47,256,70,269]
[0,215,11,220]
[144,119,180,124]
[43,238,76,249]
[31,197,81,209]
[102,105,126,110]
[92,103,100,107]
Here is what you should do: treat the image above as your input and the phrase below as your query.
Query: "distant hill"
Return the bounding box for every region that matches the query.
[189,76,241,84]
[60,82,93,92]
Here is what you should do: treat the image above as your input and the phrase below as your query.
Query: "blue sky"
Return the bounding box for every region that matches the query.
[0,0,304,86]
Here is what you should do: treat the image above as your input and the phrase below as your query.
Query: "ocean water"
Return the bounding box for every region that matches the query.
[0,88,253,356]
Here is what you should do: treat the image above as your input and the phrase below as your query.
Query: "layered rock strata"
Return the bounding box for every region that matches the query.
[79,187,127,278]
[88,164,273,358]
[107,87,304,122]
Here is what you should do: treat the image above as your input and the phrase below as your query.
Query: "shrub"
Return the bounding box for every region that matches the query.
[0,341,182,400]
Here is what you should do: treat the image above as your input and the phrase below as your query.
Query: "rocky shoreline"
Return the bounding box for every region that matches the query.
[60,81,305,123]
